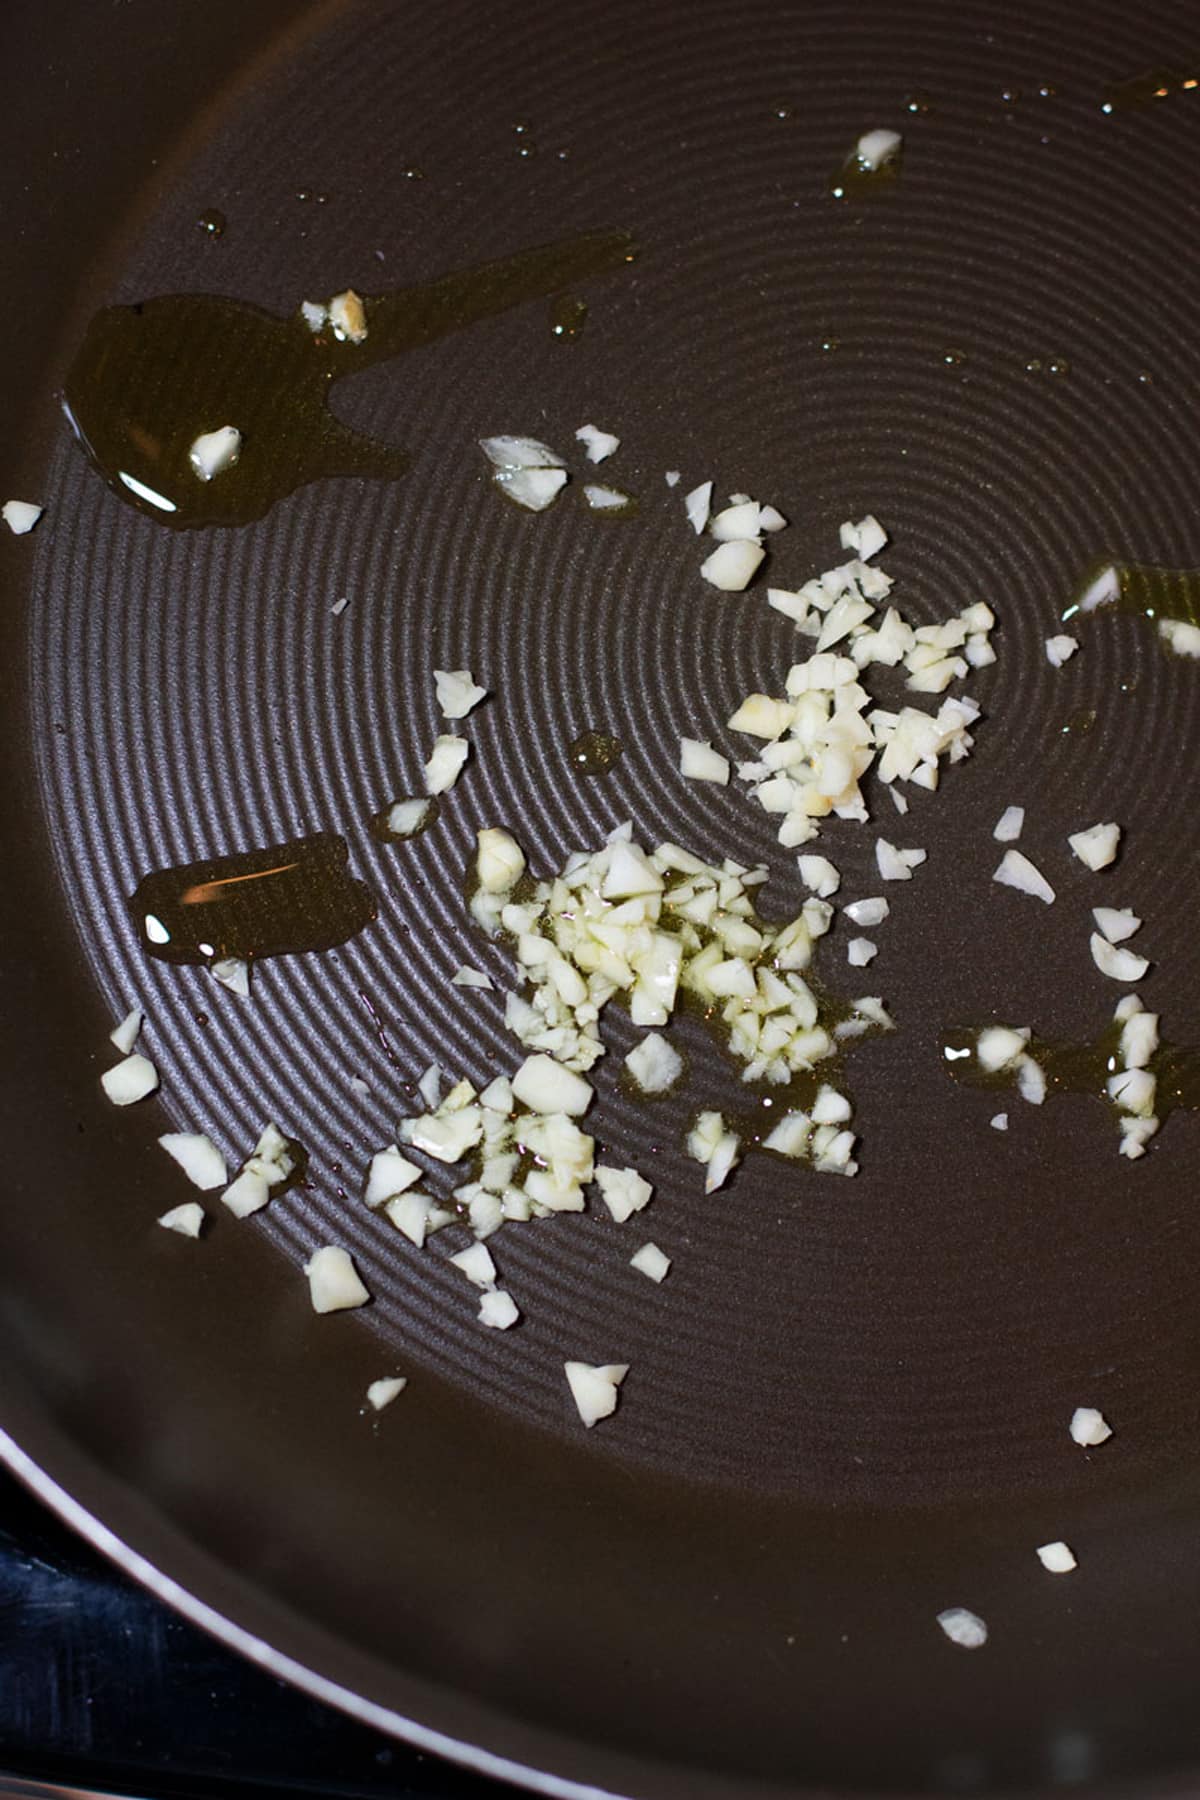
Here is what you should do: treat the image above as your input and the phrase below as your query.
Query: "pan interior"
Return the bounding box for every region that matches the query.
[8,0,1200,1793]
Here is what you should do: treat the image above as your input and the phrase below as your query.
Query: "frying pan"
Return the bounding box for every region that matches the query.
[5,0,1200,1792]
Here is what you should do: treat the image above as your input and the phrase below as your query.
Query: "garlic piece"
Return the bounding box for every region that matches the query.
[304,1246,370,1313]
[188,425,241,481]
[564,1360,628,1427]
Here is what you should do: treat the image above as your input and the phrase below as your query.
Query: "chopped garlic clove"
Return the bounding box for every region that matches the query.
[847,937,876,966]
[364,1146,423,1208]
[158,1132,227,1190]
[1090,933,1149,982]
[451,965,493,989]
[476,827,525,893]
[595,1164,653,1223]
[210,957,250,997]
[1017,1054,1046,1105]
[1161,618,1200,657]
[977,1026,1030,1072]
[993,849,1055,904]
[423,734,470,795]
[188,425,241,481]
[993,806,1025,842]
[679,737,730,784]
[630,1242,671,1282]
[512,1053,593,1116]
[479,435,565,470]
[844,896,888,927]
[876,839,926,881]
[602,842,664,898]
[991,1113,1009,1131]
[700,539,765,591]
[575,423,619,462]
[328,289,368,343]
[495,467,569,510]
[1069,822,1121,871]
[2,499,43,535]
[1045,634,1079,667]
[101,1052,158,1106]
[583,484,633,512]
[479,1288,520,1329]
[710,501,763,542]
[299,300,327,332]
[855,132,902,172]
[936,1608,987,1650]
[1078,564,1119,612]
[798,855,841,898]
[433,668,487,719]
[1094,906,1140,943]
[384,1190,433,1246]
[1036,1540,1077,1573]
[564,1360,628,1427]
[366,1376,407,1411]
[304,1246,370,1313]
[624,1033,682,1095]
[665,470,681,486]
[109,1007,143,1054]
[450,1242,496,1287]
[1070,1405,1112,1446]
[684,480,712,534]
[158,1202,204,1238]
[221,1169,271,1218]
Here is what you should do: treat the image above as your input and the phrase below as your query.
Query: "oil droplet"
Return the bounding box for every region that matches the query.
[820,335,841,353]
[1047,356,1070,376]
[1065,556,1200,634]
[1038,83,1058,99]
[1000,87,1021,104]
[828,144,901,201]
[1137,370,1154,386]
[905,91,933,114]
[517,142,538,159]
[1025,357,1044,373]
[63,229,635,528]
[1103,67,1194,112]
[772,101,796,120]
[129,832,376,964]
[196,208,226,238]
[550,294,588,340]
[943,1021,1200,1116]
[1061,705,1097,736]
[942,347,967,366]
[403,166,424,181]
[568,730,624,775]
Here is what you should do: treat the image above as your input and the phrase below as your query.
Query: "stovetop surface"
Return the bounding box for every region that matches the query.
[0,1473,517,1800]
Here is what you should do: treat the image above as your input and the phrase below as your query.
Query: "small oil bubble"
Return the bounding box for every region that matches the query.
[1061,706,1097,737]
[403,166,425,181]
[569,730,624,775]
[820,335,841,353]
[550,295,588,340]
[1047,356,1070,376]
[905,91,933,114]
[196,208,226,238]
[1025,356,1043,374]
[1038,83,1058,99]
[942,347,967,366]
[773,101,796,120]
[1137,370,1154,387]
[517,142,538,159]
[1000,87,1021,104]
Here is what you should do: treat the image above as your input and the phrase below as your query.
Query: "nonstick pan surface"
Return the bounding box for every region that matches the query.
[5,0,1200,1793]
